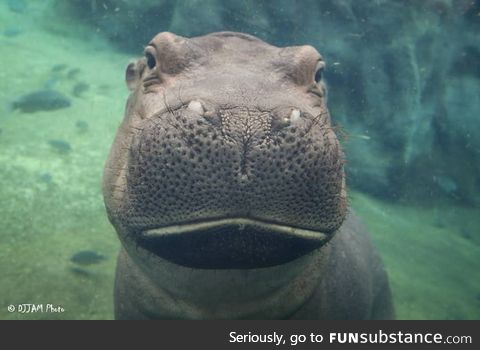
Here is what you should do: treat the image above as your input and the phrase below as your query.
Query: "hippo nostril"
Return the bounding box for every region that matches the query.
[271,108,303,132]
[187,100,204,115]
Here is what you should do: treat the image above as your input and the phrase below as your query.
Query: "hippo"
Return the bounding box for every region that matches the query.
[103,31,394,319]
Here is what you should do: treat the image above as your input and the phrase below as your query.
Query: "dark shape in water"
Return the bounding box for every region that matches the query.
[7,0,27,13]
[51,64,67,73]
[69,266,93,278]
[70,250,106,266]
[72,82,90,97]
[39,172,53,184]
[48,139,72,153]
[4,27,23,37]
[67,68,81,80]
[12,89,71,113]
[75,120,89,133]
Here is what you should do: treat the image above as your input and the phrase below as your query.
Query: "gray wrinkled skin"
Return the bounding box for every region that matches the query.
[103,31,394,319]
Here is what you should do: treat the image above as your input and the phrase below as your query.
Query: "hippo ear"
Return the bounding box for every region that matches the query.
[125,60,143,91]
[277,45,322,86]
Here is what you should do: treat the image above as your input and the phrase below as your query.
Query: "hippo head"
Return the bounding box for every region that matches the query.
[103,32,346,270]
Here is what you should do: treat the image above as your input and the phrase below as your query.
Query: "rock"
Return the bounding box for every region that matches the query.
[39,172,53,184]
[67,68,81,80]
[70,250,106,266]
[72,82,90,97]
[75,120,89,133]
[11,89,71,113]
[51,64,67,73]
[47,139,72,153]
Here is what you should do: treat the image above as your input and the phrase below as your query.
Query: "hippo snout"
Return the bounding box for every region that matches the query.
[114,101,346,268]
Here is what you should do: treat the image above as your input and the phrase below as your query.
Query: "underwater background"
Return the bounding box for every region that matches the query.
[0,0,479,319]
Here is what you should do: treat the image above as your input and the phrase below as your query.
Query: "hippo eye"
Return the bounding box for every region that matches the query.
[314,61,325,83]
[146,52,156,70]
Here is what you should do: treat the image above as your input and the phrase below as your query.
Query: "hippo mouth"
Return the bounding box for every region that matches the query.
[137,218,332,269]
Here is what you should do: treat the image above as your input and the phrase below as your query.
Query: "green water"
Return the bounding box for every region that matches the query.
[0,1,479,319]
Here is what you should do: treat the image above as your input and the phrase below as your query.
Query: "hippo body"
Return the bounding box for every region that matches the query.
[103,32,394,319]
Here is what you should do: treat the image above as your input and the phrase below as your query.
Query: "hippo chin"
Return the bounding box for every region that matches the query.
[103,31,394,319]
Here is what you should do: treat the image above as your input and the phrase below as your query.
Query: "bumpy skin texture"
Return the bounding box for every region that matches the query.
[103,31,394,319]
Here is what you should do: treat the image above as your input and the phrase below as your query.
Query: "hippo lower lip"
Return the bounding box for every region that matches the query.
[138,218,332,269]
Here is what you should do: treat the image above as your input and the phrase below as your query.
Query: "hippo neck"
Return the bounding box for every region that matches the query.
[117,246,331,319]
